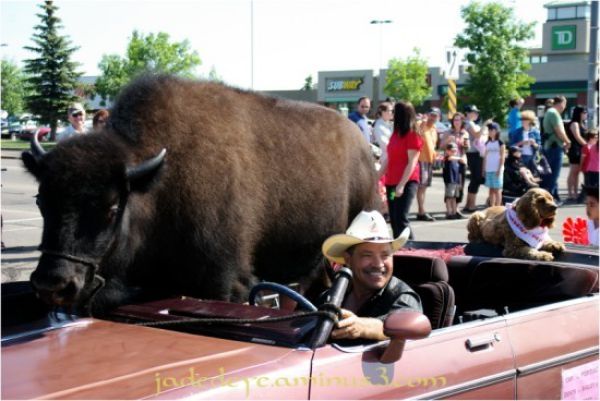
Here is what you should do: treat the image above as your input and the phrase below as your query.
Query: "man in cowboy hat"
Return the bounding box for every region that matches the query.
[321,210,422,341]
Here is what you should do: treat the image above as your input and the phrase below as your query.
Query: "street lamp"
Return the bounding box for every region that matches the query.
[370,19,392,71]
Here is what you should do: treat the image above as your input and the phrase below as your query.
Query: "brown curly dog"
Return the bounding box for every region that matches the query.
[467,188,565,261]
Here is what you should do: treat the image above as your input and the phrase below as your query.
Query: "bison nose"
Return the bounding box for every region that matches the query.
[30,269,84,306]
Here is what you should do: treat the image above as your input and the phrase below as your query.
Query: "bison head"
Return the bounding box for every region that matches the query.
[22,134,166,312]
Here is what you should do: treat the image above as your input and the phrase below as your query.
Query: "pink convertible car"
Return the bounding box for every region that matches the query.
[2,242,598,400]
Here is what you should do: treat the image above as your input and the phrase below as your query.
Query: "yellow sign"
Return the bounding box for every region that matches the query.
[326,78,364,92]
[447,79,457,118]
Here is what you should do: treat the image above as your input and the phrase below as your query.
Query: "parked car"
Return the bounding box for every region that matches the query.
[2,242,598,400]
[18,126,51,141]
[0,119,9,139]
[15,119,39,138]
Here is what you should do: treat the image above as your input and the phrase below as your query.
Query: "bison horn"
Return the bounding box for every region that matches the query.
[126,148,167,181]
[31,133,47,160]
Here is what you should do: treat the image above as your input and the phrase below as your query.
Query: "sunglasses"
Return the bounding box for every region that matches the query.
[72,112,84,117]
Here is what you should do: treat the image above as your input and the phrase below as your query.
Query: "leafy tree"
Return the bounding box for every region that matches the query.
[207,66,223,83]
[302,75,313,91]
[1,59,28,116]
[23,0,82,139]
[95,31,201,102]
[384,48,431,106]
[454,1,535,123]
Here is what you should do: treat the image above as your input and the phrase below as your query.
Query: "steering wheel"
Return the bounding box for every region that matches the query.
[248,282,317,312]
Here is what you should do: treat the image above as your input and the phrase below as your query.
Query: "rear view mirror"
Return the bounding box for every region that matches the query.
[379,311,431,363]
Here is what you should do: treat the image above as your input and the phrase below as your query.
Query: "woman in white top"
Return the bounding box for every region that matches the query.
[373,101,394,166]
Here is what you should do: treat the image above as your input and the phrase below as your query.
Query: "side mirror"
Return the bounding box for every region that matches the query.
[379,311,431,364]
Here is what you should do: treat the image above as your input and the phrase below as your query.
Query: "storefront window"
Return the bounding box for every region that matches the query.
[557,6,576,19]
[576,5,590,18]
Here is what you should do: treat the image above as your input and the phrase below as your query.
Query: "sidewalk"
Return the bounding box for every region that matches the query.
[1,149,23,160]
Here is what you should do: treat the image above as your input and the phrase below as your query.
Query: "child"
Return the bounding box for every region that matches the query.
[483,122,505,206]
[503,146,541,198]
[584,185,599,247]
[580,129,599,188]
[443,142,467,219]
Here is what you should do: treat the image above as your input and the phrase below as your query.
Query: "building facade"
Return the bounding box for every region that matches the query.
[310,0,596,120]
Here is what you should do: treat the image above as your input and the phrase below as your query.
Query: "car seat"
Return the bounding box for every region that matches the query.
[392,255,456,329]
[464,259,599,312]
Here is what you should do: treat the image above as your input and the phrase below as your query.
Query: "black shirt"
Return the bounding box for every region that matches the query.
[321,276,422,321]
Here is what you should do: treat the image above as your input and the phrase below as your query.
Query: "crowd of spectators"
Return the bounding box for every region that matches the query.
[346,96,599,240]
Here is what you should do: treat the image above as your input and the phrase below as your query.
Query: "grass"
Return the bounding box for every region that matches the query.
[1,139,57,151]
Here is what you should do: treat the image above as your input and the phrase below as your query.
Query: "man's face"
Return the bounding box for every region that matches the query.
[555,101,567,113]
[585,195,599,221]
[427,112,439,124]
[68,111,85,130]
[358,99,370,116]
[344,242,393,293]
[467,111,478,121]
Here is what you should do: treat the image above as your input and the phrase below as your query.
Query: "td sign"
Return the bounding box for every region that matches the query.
[552,25,576,50]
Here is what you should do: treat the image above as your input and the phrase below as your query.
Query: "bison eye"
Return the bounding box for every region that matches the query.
[107,205,120,223]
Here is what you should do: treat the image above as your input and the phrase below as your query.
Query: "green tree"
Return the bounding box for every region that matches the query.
[23,0,82,139]
[95,30,201,102]
[454,1,535,123]
[384,48,431,106]
[1,59,28,116]
[302,75,313,91]
[207,66,223,83]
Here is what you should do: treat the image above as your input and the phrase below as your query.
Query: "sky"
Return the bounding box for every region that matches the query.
[0,0,550,91]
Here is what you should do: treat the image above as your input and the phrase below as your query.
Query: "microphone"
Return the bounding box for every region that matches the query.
[308,267,352,348]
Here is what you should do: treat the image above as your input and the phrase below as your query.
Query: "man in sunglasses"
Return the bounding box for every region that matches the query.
[57,103,88,142]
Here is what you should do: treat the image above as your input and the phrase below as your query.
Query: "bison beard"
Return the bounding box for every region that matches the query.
[22,75,379,315]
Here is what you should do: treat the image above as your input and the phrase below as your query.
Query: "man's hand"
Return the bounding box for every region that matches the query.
[331,309,388,341]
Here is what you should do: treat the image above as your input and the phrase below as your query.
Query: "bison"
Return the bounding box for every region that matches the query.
[23,75,378,315]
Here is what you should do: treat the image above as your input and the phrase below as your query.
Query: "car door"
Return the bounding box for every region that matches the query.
[310,317,515,400]
[506,296,599,400]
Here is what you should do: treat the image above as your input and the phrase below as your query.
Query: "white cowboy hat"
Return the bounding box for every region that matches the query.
[322,210,410,264]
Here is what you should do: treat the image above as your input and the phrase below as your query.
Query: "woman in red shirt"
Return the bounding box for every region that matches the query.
[381,101,423,238]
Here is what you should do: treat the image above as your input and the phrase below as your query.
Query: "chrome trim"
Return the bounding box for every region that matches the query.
[517,346,599,376]
[502,294,598,320]
[1,312,87,345]
[331,295,598,354]
[415,369,516,400]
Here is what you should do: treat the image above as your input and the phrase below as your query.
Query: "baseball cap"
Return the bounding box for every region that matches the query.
[68,103,85,116]
[446,142,458,150]
[463,104,480,113]
[428,107,441,116]
[487,122,501,131]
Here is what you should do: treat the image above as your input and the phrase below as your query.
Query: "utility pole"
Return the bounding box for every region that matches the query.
[250,0,254,90]
[587,0,598,127]
[370,20,392,71]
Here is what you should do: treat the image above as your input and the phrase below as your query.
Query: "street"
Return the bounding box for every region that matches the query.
[0,148,586,282]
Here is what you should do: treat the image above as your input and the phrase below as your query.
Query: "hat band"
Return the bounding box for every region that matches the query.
[362,236,393,241]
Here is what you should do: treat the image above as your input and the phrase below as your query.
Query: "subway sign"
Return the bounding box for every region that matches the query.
[552,25,576,50]
[326,77,364,92]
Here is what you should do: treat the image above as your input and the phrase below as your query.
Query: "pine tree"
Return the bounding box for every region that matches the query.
[23,0,81,140]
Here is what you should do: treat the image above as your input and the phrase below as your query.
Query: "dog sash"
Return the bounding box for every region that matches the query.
[506,200,550,249]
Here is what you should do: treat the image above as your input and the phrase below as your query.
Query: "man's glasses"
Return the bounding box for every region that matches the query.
[72,112,84,118]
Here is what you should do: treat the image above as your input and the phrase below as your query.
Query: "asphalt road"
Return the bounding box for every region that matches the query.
[1,148,586,283]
